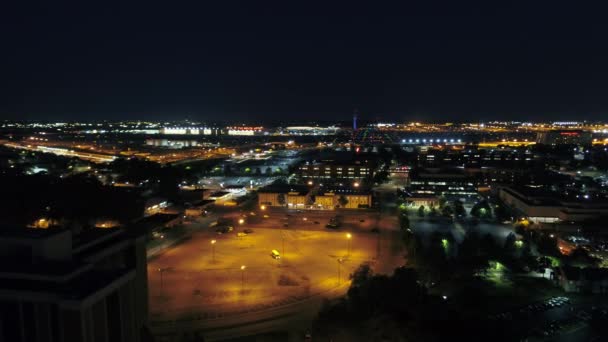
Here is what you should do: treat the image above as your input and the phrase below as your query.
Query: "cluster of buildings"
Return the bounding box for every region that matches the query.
[258,153,377,210]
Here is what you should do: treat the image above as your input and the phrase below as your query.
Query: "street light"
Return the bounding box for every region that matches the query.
[240,265,246,290]
[158,267,170,297]
[281,230,285,256]
[337,258,344,285]
[261,205,266,211]
[346,233,352,256]
[211,239,216,262]
[238,218,245,225]
[353,182,360,187]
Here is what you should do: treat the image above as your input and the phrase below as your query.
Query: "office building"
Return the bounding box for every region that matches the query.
[0,227,149,342]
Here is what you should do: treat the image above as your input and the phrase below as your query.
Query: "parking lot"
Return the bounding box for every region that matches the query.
[486,295,608,341]
[147,208,404,321]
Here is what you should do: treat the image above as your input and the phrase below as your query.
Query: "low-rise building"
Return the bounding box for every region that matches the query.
[298,160,374,181]
[499,186,608,223]
[537,130,593,145]
[557,266,608,293]
[258,185,372,210]
[408,168,480,202]
[405,196,440,208]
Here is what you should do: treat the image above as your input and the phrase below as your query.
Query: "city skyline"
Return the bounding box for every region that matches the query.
[3,3,608,341]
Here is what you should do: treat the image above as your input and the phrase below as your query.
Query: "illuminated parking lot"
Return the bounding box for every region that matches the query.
[148,210,403,321]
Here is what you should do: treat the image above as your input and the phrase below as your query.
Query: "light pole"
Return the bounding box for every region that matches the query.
[281,230,285,256]
[240,265,246,290]
[337,258,343,285]
[158,267,170,297]
[346,233,352,257]
[211,239,216,263]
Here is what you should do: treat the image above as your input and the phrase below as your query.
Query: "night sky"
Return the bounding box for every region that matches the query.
[2,2,608,122]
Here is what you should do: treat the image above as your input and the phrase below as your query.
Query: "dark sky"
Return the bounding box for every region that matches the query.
[2,2,608,122]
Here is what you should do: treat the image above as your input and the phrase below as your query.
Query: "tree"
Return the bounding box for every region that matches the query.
[399,214,410,230]
[438,196,447,208]
[418,205,425,217]
[223,164,233,176]
[480,234,500,259]
[453,200,466,217]
[536,234,560,257]
[373,170,389,184]
[338,195,349,208]
[429,206,438,217]
[471,201,492,219]
[255,167,262,175]
[265,167,273,175]
[421,232,450,280]
[503,232,517,256]
[350,263,373,287]
[566,247,599,267]
[441,204,454,217]
[277,193,287,206]
[494,203,510,222]
[458,230,489,275]
[306,195,316,206]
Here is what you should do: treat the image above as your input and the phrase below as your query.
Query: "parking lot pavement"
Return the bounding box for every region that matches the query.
[247,209,399,233]
[147,217,405,321]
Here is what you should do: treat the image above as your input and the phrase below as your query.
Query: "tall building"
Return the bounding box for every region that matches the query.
[0,227,149,342]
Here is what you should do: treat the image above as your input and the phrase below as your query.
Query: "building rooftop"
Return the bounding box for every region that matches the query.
[258,184,309,194]
[0,226,67,240]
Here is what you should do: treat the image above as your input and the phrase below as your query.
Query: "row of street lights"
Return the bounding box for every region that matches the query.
[158,205,360,299]
[202,216,354,293]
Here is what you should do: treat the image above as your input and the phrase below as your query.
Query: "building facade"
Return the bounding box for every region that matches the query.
[298,161,373,181]
[499,186,608,223]
[536,130,593,145]
[0,227,149,342]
